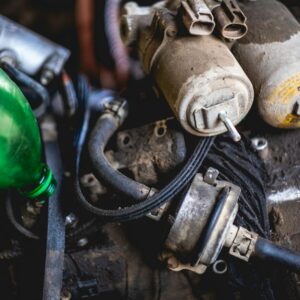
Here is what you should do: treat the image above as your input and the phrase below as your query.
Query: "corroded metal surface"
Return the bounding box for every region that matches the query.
[105,119,187,186]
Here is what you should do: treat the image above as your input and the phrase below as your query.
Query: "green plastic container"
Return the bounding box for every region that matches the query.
[0,68,55,201]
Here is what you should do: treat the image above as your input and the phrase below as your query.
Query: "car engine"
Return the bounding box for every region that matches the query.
[0,0,300,299]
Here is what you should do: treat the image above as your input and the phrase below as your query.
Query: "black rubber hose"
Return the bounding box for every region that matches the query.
[73,84,214,221]
[255,237,300,274]
[1,63,50,118]
[76,135,214,222]
[5,195,40,240]
[88,114,151,200]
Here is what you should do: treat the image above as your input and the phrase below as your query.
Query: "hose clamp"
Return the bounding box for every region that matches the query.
[104,98,129,126]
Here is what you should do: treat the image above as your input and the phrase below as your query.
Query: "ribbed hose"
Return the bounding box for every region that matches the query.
[255,237,300,274]
[88,114,151,200]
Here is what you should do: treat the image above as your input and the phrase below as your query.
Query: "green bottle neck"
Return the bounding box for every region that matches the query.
[19,164,56,202]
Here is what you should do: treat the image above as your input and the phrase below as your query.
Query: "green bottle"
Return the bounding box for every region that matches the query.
[0,68,55,201]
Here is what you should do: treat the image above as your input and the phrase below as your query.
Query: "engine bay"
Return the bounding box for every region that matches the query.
[0,0,300,299]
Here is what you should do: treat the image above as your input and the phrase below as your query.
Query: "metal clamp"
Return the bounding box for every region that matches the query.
[104,99,129,125]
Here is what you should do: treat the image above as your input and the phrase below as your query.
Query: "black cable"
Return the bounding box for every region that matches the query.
[5,195,39,240]
[255,237,300,274]
[88,114,151,200]
[76,135,214,222]
[1,63,50,118]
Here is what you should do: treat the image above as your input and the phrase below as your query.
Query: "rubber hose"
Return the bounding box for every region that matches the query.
[88,114,151,200]
[255,237,300,274]
[5,195,40,240]
[76,136,214,222]
[104,0,130,84]
[1,63,50,118]
[74,84,214,221]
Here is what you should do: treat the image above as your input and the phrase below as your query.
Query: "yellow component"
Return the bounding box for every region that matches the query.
[282,114,300,128]
[267,72,300,127]
[269,73,300,105]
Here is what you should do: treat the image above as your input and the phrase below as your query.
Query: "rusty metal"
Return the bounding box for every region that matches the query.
[80,173,107,203]
[106,119,186,186]
[63,223,199,299]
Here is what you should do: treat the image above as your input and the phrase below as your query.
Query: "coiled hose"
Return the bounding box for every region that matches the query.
[1,63,50,118]
[75,97,214,222]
